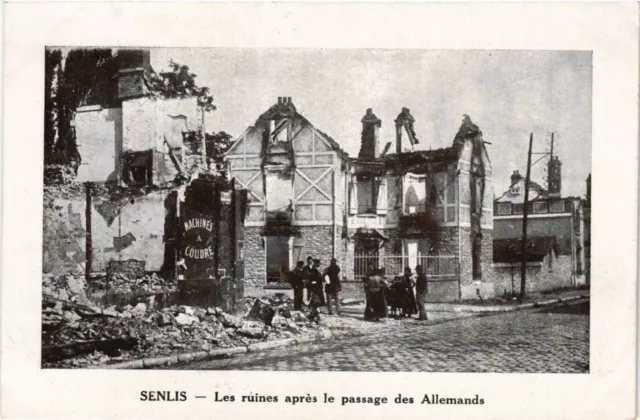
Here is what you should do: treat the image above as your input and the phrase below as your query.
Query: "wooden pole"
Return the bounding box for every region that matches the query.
[84,182,93,283]
[519,133,533,301]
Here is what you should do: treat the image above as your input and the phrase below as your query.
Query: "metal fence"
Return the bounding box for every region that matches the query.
[353,253,459,281]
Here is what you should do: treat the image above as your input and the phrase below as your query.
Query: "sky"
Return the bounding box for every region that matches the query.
[150,48,592,198]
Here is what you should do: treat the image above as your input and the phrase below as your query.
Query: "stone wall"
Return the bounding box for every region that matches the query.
[493,254,573,295]
[457,226,494,285]
[296,225,336,267]
[242,226,266,287]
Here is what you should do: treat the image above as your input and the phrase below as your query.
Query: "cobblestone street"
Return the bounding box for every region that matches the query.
[173,299,589,373]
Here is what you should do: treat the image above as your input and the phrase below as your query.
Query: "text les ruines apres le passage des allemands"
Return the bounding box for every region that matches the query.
[140,391,485,405]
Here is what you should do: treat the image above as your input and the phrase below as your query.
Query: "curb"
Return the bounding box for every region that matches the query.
[103,329,333,369]
[447,294,588,313]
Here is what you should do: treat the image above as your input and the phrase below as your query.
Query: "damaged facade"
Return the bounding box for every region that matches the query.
[225,99,494,301]
[43,49,247,310]
[493,155,587,290]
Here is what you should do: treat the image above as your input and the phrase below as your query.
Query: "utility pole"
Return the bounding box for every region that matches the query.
[519,133,533,301]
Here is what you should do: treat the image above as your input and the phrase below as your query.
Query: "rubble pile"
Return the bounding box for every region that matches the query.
[43,273,89,304]
[42,294,326,368]
[89,272,178,295]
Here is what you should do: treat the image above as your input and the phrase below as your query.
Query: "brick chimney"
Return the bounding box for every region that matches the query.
[116,49,152,101]
[510,169,523,186]
[358,108,381,161]
[395,107,418,153]
[548,156,562,197]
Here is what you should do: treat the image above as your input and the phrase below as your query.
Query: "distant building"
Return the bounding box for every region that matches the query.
[225,99,494,301]
[493,236,572,294]
[493,154,587,288]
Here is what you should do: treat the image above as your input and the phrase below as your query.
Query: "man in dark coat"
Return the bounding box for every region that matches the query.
[290,261,305,310]
[415,264,428,320]
[306,258,325,323]
[324,257,342,315]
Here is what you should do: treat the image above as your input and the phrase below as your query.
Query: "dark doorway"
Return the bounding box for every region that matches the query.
[266,236,290,283]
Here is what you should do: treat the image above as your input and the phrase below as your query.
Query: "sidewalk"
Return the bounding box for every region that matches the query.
[427,288,589,313]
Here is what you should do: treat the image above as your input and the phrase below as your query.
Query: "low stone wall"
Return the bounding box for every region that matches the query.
[492,255,573,295]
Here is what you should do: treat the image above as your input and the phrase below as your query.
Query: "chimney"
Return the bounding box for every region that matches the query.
[548,156,562,197]
[510,170,523,186]
[116,49,152,101]
[358,108,381,161]
[395,107,418,154]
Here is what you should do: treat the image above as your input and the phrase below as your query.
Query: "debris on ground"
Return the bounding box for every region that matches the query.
[41,282,329,368]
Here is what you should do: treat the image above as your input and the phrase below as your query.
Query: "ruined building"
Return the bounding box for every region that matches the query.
[43,49,246,310]
[225,98,494,301]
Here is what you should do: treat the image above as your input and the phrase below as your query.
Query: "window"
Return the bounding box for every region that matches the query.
[122,150,153,186]
[533,202,548,213]
[429,172,457,223]
[550,200,565,213]
[497,203,512,215]
[513,203,523,214]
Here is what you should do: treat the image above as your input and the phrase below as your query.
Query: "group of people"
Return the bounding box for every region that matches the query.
[363,265,428,322]
[287,257,429,324]
[288,256,342,323]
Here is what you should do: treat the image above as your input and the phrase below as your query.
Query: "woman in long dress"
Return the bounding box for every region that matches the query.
[364,268,387,321]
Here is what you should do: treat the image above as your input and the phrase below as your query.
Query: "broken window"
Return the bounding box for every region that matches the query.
[122,150,153,186]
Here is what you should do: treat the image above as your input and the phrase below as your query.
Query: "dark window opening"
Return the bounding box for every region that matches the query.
[122,150,153,186]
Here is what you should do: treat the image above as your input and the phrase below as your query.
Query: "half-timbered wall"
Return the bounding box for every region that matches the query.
[225,128,265,226]
[291,125,341,226]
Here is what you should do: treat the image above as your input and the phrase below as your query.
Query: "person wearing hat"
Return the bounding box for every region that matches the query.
[324,257,342,315]
[306,258,325,323]
[302,255,315,305]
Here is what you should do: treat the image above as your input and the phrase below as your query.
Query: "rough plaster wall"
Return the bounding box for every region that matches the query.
[43,188,87,275]
[43,188,170,274]
[122,97,202,153]
[74,107,122,183]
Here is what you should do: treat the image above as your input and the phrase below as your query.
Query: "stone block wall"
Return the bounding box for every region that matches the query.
[457,226,494,286]
[296,225,336,268]
[242,226,266,287]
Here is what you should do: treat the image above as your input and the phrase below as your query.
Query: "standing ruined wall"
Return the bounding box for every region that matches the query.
[459,226,495,299]
[74,106,122,183]
[43,184,172,275]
